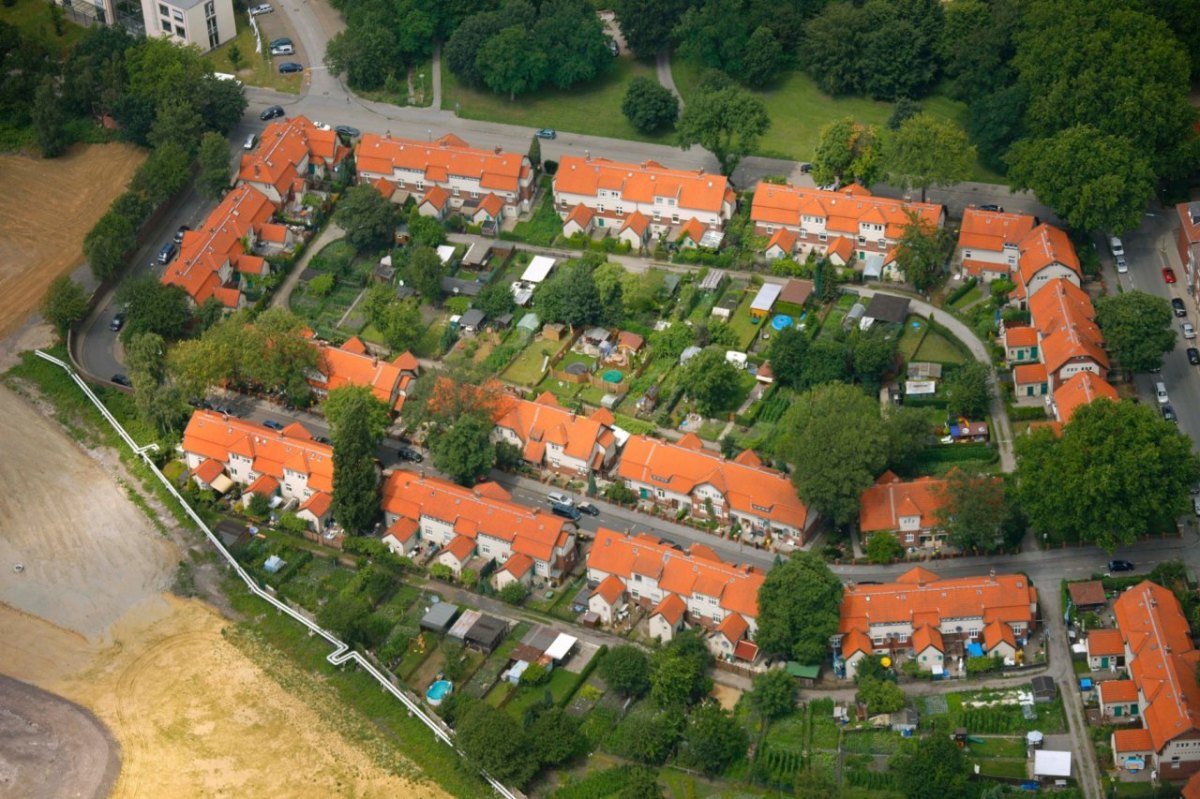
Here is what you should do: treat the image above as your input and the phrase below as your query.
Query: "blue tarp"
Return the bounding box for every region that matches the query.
[967,643,985,658]
[1079,677,1094,690]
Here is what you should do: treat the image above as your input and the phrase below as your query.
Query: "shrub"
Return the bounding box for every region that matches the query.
[499,581,530,604]
[307,273,336,297]
[520,662,550,686]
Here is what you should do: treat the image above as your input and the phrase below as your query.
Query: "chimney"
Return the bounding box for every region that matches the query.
[698,168,704,175]
[585,150,591,161]
[495,145,502,154]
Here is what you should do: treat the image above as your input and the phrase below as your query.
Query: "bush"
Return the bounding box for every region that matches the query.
[520,662,550,686]
[307,273,336,297]
[945,277,978,305]
[499,581,530,605]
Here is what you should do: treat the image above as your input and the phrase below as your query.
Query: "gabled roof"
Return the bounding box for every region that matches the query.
[912,624,943,653]
[183,411,333,493]
[1099,679,1139,705]
[958,208,1037,253]
[765,228,797,254]
[239,115,344,196]
[1004,326,1038,348]
[1030,279,1107,375]
[618,435,810,530]
[827,236,855,263]
[499,552,533,579]
[716,612,749,643]
[619,210,651,237]
[779,279,813,306]
[1053,372,1118,424]
[477,193,504,218]
[565,203,594,227]
[859,472,948,533]
[299,491,332,518]
[592,574,626,606]
[1017,223,1081,286]
[1087,629,1125,657]
[650,593,687,625]
[494,392,613,463]
[384,517,419,543]
[421,185,449,210]
[244,473,279,496]
[984,619,1016,651]
[750,183,943,239]
[555,156,731,216]
[192,457,225,484]
[588,528,763,620]
[382,470,569,563]
[312,338,416,408]
[1113,727,1155,754]
[1069,580,1107,608]
[677,217,707,243]
[356,133,530,194]
[444,534,475,563]
[1013,363,1047,386]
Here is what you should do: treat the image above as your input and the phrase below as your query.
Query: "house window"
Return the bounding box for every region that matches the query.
[857,235,866,245]
[671,214,679,224]
[615,206,624,215]
[158,2,169,13]
[471,191,479,199]
[415,180,424,190]
[452,187,460,196]
[653,211,660,221]
[877,238,886,247]
[161,17,172,31]
[964,250,973,259]
[204,0,214,15]
[818,233,827,242]
[656,488,665,498]
[175,24,186,36]
[598,204,605,213]
[765,225,774,234]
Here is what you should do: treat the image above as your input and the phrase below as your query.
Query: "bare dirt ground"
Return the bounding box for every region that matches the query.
[0,144,145,338]
[0,380,449,798]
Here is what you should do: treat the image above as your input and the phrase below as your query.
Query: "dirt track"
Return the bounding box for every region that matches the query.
[0,144,145,337]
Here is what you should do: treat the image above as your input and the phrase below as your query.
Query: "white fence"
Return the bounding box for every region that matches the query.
[33,349,522,799]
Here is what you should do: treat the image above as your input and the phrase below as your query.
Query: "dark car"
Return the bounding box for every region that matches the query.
[1188,347,1200,365]
[577,501,600,517]
[1173,298,1187,317]
[799,163,812,174]
[1163,403,1178,423]
[174,224,190,244]
[157,241,178,264]
[109,312,125,332]
[398,446,424,463]
[269,36,292,48]
[111,373,132,387]
[535,127,556,139]
[1108,559,1136,573]
[551,504,582,522]
[979,203,1004,212]
[314,435,331,445]
[278,62,303,74]
[263,419,285,431]
[259,105,285,121]
[335,125,361,140]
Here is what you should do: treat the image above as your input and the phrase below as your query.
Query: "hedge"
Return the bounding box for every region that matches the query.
[914,443,999,467]
[1008,404,1050,421]
[946,276,979,306]
[558,644,607,709]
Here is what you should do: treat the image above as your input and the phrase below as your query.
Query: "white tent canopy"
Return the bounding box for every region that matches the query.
[545,633,578,662]
[1034,750,1072,778]
[522,256,557,283]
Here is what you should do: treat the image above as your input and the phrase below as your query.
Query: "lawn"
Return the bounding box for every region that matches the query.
[0,0,87,52]
[726,291,765,350]
[913,328,968,365]
[670,58,1002,183]
[502,337,561,385]
[359,57,433,108]
[897,315,927,361]
[505,668,577,719]
[441,56,676,144]
[507,182,564,247]
[204,17,303,94]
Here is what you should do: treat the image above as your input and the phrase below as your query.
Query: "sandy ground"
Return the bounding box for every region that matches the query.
[709,683,743,712]
[0,144,145,338]
[0,381,449,798]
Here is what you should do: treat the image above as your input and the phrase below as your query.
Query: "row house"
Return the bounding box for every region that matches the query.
[1109,582,1200,779]
[586,528,764,657]
[617,433,815,545]
[305,334,419,413]
[238,115,349,208]
[838,567,1038,678]
[182,410,334,531]
[956,207,1037,282]
[162,184,285,309]
[1178,202,1200,307]
[356,133,535,221]
[380,470,576,582]
[1053,371,1118,424]
[1013,223,1082,303]
[490,391,618,476]
[750,182,945,278]
[858,471,950,549]
[552,155,735,242]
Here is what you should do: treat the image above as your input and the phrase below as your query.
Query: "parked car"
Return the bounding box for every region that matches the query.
[249,3,272,14]
[174,224,190,244]
[1162,403,1178,423]
[1193,495,1200,517]
[109,312,125,332]
[1110,236,1125,257]
[1115,255,1128,274]
[799,163,812,174]
[1183,321,1196,340]
[1107,559,1135,572]
[535,128,557,139]
[260,105,285,121]
[269,37,292,48]
[551,504,582,522]
[397,446,423,463]
[1156,381,1169,404]
[1188,347,1200,365]
[335,125,361,140]
[577,501,600,517]
[1163,267,1178,284]
[243,133,258,150]
[263,419,285,431]
[547,491,574,507]
[1172,298,1187,317]
[157,241,178,264]
[270,44,294,56]
[979,203,1004,212]
[313,435,331,445]
[278,62,303,74]
[111,373,132,387]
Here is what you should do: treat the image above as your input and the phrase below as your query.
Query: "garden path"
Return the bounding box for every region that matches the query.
[271,223,345,311]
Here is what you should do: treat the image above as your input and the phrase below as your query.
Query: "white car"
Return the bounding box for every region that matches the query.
[1109,236,1125,257]
[1115,255,1128,274]
[270,44,293,56]
[249,3,272,14]
[1184,321,1197,340]
[243,133,257,150]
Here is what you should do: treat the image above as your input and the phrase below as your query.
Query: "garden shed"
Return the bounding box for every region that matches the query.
[464,614,509,653]
[1034,750,1072,781]
[749,282,783,320]
[420,602,460,634]
[777,279,814,314]
[522,256,557,284]
[517,312,540,334]
[1068,581,1107,612]
[459,309,486,334]
[862,294,911,328]
[447,609,482,641]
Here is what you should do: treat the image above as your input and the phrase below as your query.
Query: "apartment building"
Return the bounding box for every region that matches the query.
[858,472,950,549]
[141,0,235,52]
[956,207,1037,281]
[238,115,349,206]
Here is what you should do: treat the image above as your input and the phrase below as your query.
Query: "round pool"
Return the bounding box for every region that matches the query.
[565,361,588,375]
[426,679,452,706]
[771,314,794,331]
[602,369,624,383]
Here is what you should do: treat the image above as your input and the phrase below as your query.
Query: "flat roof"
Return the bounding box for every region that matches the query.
[436,245,456,264]
[1034,750,1072,778]
[420,602,459,630]
[750,282,783,312]
[522,256,556,283]
[545,633,578,661]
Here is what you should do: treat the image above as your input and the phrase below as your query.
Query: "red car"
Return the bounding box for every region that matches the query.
[1164,267,1178,284]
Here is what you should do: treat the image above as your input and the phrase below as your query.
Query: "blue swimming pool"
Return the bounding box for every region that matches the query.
[426,679,452,706]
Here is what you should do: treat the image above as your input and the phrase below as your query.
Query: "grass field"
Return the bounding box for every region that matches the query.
[0,0,87,52]
[204,18,303,94]
[670,58,1002,183]
[914,328,968,365]
[442,56,676,144]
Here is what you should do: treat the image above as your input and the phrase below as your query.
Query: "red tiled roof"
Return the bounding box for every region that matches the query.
[183,411,333,493]
[984,619,1016,651]
[588,528,763,620]
[766,228,797,254]
[651,593,687,625]
[356,133,529,195]
[618,435,810,531]
[244,473,279,496]
[422,185,449,210]
[565,203,594,228]
[716,612,749,643]
[1054,372,1118,424]
[912,625,944,653]
[1070,581,1107,607]
[1184,771,1200,799]
[1004,326,1038,348]
[499,552,533,579]
[827,236,855,263]
[1113,727,1155,754]
[494,392,613,464]
[311,339,416,409]
[555,156,731,216]
[1088,629,1125,657]
[299,491,332,517]
[619,210,651,237]
[1017,223,1081,286]
[384,517,419,543]
[858,472,947,533]
[842,628,873,657]
[592,575,626,606]
[444,534,475,563]
[678,217,707,243]
[1099,680,1139,705]
[239,115,344,197]
[751,183,942,239]
[1013,363,1047,386]
[192,458,225,484]
[958,208,1036,253]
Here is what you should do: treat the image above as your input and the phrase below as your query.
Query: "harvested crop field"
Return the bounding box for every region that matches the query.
[0,143,145,337]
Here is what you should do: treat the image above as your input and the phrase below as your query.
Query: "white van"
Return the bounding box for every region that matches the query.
[1156,381,1169,404]
[1110,236,1125,257]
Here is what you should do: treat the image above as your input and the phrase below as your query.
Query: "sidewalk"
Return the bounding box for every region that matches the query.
[271,223,344,310]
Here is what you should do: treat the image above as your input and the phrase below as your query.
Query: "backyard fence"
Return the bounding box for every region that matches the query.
[32,350,524,799]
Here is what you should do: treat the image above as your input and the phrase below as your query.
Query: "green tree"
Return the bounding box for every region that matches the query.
[324,23,400,92]
[334,184,397,252]
[850,327,896,392]
[865,532,903,564]
[323,385,391,441]
[41,276,89,337]
[132,140,192,207]
[227,41,242,70]
[887,97,922,131]
[776,383,887,526]
[444,10,505,87]
[884,406,933,473]
[740,25,784,87]
[126,331,186,434]
[407,213,447,248]
[1006,126,1156,235]
[680,346,742,417]
[622,76,679,134]
[478,25,547,100]
[455,701,539,787]
[33,75,70,158]
[612,0,690,58]
[330,388,382,534]
[149,97,204,155]
[891,733,967,799]
[498,581,529,604]
[936,471,1009,554]
[84,210,137,281]
[676,84,770,175]
[117,276,191,342]
[766,326,809,389]
[535,259,604,327]
[1095,291,1177,375]
[476,279,516,320]
[599,645,652,698]
[252,308,320,407]
[431,412,495,486]
[1015,400,1200,550]
[378,298,424,352]
[894,213,953,293]
[193,74,248,136]
[855,675,905,714]
[405,246,446,302]
[527,706,586,767]
[812,116,882,187]
[610,708,684,765]
[527,134,541,171]
[196,131,231,200]
[944,360,993,419]
[798,339,849,389]
[678,703,747,777]
[650,630,712,709]
[534,0,612,90]
[755,551,843,663]
[748,668,797,722]
[619,769,665,799]
[884,113,974,203]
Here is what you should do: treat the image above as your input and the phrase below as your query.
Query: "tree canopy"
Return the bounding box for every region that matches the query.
[811,117,882,187]
[622,76,679,134]
[1015,399,1200,551]
[330,387,382,534]
[748,668,797,721]
[323,385,391,441]
[677,703,747,777]
[883,113,975,203]
[755,551,843,663]
[1095,291,1177,375]
[890,733,968,799]
[599,645,652,698]
[943,361,993,420]
[680,346,743,417]
[936,471,1013,554]
[41,276,89,337]
[117,276,191,343]
[431,412,496,486]
[676,84,770,175]
[894,213,954,293]
[334,184,396,252]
